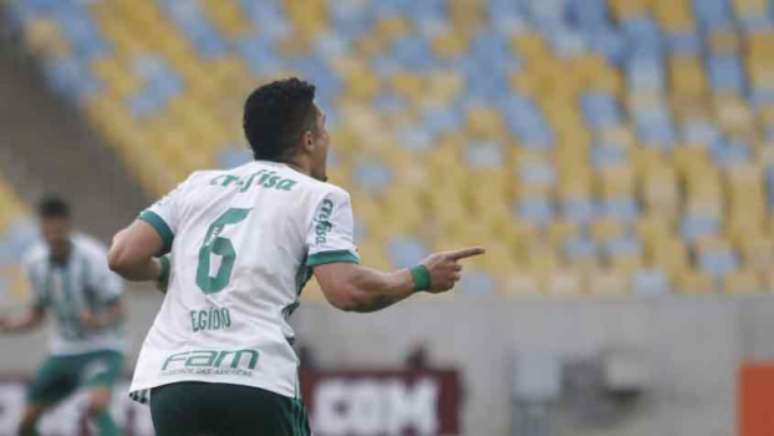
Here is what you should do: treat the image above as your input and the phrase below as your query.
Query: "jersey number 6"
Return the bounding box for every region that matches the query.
[196,208,251,294]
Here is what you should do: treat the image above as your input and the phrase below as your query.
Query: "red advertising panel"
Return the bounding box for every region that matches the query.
[739,363,774,436]
[301,369,461,436]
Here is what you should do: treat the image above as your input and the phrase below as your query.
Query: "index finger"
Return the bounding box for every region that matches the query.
[446,247,486,261]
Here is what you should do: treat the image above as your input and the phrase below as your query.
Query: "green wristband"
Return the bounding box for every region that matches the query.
[158,256,171,292]
[410,265,431,292]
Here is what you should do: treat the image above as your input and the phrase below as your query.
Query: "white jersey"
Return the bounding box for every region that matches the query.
[23,234,125,355]
[129,161,359,402]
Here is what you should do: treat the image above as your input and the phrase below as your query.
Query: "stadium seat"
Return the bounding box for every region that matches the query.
[677,269,717,294]
[504,271,541,297]
[723,269,762,294]
[588,269,629,296]
[544,268,583,297]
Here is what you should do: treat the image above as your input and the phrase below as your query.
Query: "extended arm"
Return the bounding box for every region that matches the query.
[0,305,45,334]
[107,220,165,284]
[314,247,484,313]
[81,300,125,330]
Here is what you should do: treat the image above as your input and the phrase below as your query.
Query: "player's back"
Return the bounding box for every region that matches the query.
[130,160,359,399]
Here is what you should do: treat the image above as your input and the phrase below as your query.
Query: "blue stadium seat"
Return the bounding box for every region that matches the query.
[632,268,670,296]
[693,0,734,30]
[581,92,623,130]
[667,31,703,56]
[707,54,746,94]
[159,0,229,58]
[564,234,598,261]
[500,94,554,149]
[591,145,627,168]
[599,197,639,222]
[699,247,739,278]
[518,197,554,226]
[239,0,290,41]
[218,147,252,169]
[354,160,393,194]
[561,198,595,225]
[387,235,429,268]
[710,139,751,167]
[237,35,286,77]
[397,126,434,153]
[681,119,722,145]
[680,214,721,242]
[519,159,556,186]
[458,270,497,295]
[465,141,504,169]
[604,235,642,259]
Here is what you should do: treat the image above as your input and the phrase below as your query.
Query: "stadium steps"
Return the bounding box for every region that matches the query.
[0,39,146,241]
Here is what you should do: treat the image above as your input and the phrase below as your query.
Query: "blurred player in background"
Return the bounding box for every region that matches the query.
[108,77,484,436]
[0,196,124,436]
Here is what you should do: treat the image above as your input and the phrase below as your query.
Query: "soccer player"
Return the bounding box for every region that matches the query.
[0,196,125,436]
[107,78,484,436]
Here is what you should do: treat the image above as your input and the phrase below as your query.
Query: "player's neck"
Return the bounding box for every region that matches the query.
[279,157,312,177]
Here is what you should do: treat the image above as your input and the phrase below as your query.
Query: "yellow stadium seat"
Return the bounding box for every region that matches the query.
[596,165,635,198]
[588,269,629,297]
[672,145,711,172]
[430,30,468,59]
[503,271,541,297]
[423,71,464,108]
[591,217,626,243]
[389,71,425,100]
[609,0,648,21]
[738,237,774,273]
[527,244,560,277]
[466,106,507,139]
[24,17,69,57]
[676,269,716,294]
[761,270,774,293]
[708,30,741,54]
[448,0,485,35]
[599,125,635,147]
[715,96,755,133]
[723,269,763,294]
[726,215,766,248]
[510,33,546,58]
[733,0,769,17]
[631,146,666,177]
[669,57,707,98]
[610,252,644,275]
[544,268,583,297]
[547,219,580,249]
[200,0,250,38]
[510,72,540,95]
[642,167,680,217]
[649,238,689,276]
[637,214,673,243]
[480,243,517,276]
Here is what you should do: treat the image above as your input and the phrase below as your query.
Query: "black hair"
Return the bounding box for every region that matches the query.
[243,77,318,162]
[37,195,70,219]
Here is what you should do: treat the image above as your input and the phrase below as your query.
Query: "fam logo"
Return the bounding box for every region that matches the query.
[162,348,260,372]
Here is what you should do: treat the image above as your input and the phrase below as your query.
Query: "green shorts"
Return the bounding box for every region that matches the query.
[27,350,124,405]
[150,382,310,436]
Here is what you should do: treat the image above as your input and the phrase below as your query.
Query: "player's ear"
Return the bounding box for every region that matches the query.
[302,130,314,151]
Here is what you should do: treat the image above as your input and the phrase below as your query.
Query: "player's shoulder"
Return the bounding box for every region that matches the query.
[298,174,350,198]
[179,169,222,189]
[22,241,47,266]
